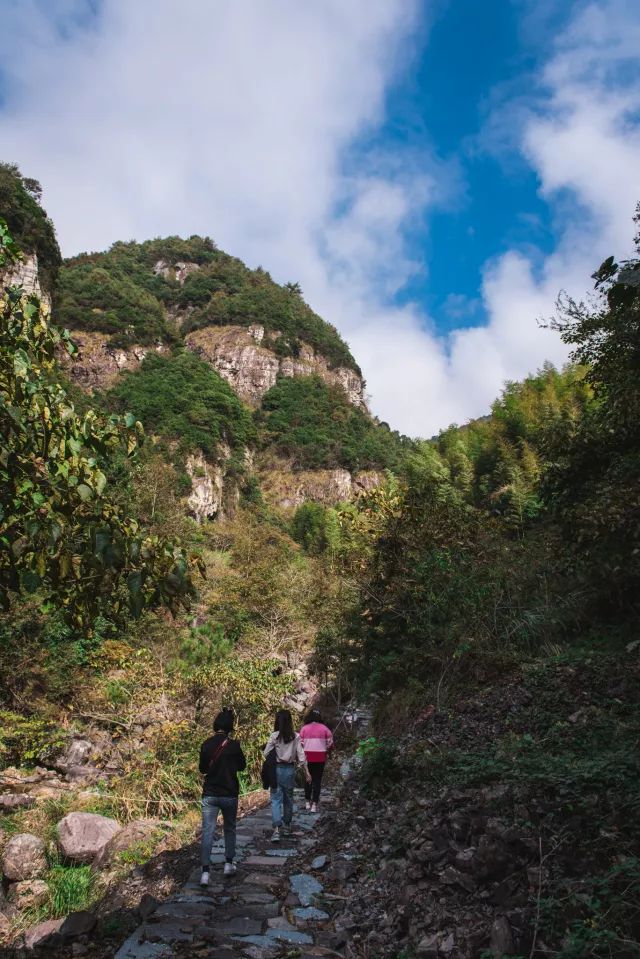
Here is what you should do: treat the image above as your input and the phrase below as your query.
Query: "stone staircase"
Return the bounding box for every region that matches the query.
[115,789,337,959]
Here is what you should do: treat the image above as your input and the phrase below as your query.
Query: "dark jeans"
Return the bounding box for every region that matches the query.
[201,795,238,865]
[270,764,295,826]
[304,761,325,803]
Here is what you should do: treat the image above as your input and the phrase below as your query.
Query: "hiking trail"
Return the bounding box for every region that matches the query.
[115,788,340,959]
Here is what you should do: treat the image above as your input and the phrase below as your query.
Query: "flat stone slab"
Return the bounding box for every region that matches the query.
[292,907,330,922]
[239,892,279,904]
[217,917,263,936]
[115,937,174,959]
[243,873,281,890]
[141,923,194,943]
[231,934,280,955]
[154,902,215,920]
[311,855,328,870]
[245,855,279,867]
[266,927,314,945]
[290,873,323,906]
[265,848,296,857]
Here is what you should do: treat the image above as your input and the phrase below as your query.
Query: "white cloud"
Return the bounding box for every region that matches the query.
[0,0,639,437]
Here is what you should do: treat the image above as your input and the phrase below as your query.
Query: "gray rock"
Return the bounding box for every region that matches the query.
[23,918,64,950]
[94,819,160,868]
[266,927,314,945]
[290,872,323,906]
[9,879,49,909]
[311,854,328,870]
[292,906,330,921]
[230,934,280,956]
[57,811,121,863]
[0,793,36,812]
[440,932,455,954]
[2,833,47,880]
[137,893,159,920]
[490,916,515,957]
[59,910,96,939]
[115,933,173,959]
[218,917,263,936]
[416,933,439,957]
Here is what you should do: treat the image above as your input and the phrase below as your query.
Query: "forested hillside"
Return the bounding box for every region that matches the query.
[1,163,639,957]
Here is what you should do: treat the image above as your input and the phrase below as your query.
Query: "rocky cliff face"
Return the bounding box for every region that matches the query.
[260,464,382,510]
[59,330,169,391]
[1,253,51,309]
[185,448,242,523]
[185,324,367,409]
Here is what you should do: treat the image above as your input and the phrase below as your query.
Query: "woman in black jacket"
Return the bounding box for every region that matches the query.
[199,708,246,884]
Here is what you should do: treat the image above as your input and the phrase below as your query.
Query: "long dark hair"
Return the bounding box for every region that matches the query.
[305,708,322,724]
[274,709,295,743]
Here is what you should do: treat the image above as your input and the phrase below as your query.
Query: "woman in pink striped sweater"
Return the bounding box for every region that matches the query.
[299,709,334,812]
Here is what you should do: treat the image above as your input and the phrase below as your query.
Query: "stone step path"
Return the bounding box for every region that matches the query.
[115,790,338,959]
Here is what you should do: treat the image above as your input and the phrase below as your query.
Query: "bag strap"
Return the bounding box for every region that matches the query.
[208,737,229,771]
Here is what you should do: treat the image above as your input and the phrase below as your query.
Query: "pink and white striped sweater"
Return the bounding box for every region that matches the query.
[299,721,334,763]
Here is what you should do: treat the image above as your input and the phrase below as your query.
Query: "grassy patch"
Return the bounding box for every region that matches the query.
[46,864,99,917]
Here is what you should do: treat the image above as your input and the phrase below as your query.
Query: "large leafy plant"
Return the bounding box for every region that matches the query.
[0,220,200,628]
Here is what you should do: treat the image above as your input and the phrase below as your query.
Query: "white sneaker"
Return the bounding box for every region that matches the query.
[200,870,209,886]
[224,861,237,876]
[305,801,311,811]
[310,803,318,813]
[271,827,280,843]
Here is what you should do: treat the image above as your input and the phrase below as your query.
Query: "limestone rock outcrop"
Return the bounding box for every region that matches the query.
[59,330,169,391]
[1,254,51,309]
[153,258,200,284]
[185,325,367,409]
[260,466,382,510]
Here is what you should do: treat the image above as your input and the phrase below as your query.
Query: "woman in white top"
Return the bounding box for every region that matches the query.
[264,709,311,842]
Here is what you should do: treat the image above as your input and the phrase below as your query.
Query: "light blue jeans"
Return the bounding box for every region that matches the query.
[270,764,295,827]
[201,795,238,866]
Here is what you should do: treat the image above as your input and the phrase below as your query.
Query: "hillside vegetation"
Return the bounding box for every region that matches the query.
[1,163,639,957]
[59,234,359,370]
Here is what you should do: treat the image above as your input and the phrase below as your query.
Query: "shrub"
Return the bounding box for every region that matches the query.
[259,375,408,471]
[109,350,256,457]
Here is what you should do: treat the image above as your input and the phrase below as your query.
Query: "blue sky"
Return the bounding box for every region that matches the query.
[1,0,639,435]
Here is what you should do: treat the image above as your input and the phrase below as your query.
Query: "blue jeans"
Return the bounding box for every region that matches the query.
[270,764,295,827]
[201,795,238,866]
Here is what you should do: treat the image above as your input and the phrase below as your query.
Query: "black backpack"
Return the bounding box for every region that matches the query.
[261,746,277,790]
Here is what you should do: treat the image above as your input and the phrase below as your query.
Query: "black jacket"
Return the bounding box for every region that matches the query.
[199,734,247,798]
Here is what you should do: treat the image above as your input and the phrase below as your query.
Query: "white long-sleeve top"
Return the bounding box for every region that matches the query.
[264,731,307,766]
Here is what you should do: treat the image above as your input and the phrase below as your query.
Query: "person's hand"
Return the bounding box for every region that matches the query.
[305,770,312,784]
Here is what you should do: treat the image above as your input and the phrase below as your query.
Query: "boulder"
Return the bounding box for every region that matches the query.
[490,916,515,957]
[23,918,63,950]
[9,879,49,910]
[57,812,121,863]
[0,794,36,812]
[59,910,96,939]
[2,833,47,880]
[54,738,93,772]
[93,818,160,868]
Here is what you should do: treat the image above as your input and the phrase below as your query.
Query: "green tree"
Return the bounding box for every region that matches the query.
[545,206,640,609]
[0,163,61,291]
[0,221,199,628]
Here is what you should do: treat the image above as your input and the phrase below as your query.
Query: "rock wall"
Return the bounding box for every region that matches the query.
[260,465,382,510]
[59,330,169,391]
[185,324,367,409]
[186,448,241,523]
[1,253,51,309]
